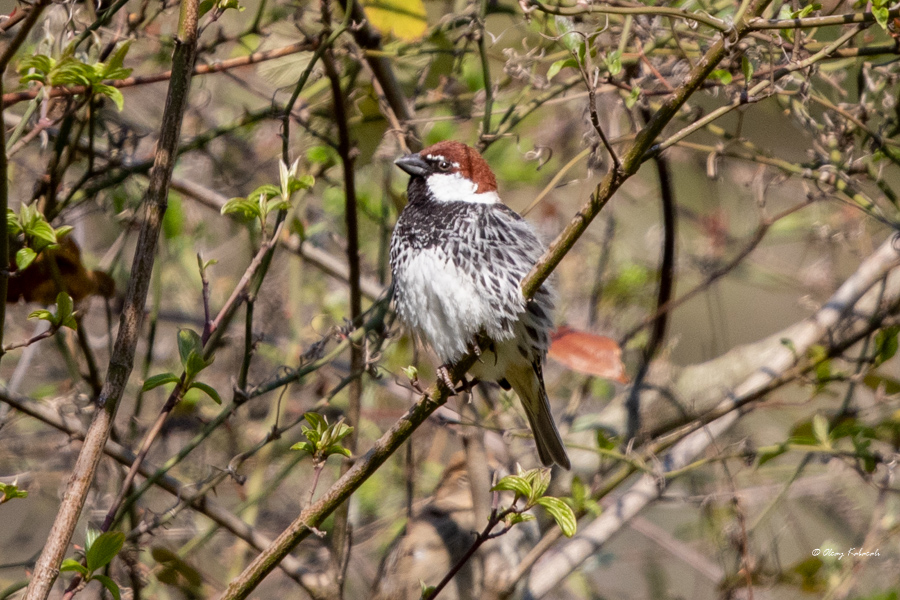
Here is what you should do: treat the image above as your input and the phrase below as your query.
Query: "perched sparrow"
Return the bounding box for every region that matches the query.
[390,141,570,469]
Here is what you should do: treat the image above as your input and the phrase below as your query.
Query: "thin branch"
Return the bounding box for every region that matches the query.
[424,505,516,600]
[620,200,810,345]
[477,0,494,143]
[345,0,421,151]
[280,12,351,161]
[577,53,620,171]
[527,0,730,32]
[322,47,364,587]
[747,5,900,29]
[98,222,284,537]
[626,119,677,439]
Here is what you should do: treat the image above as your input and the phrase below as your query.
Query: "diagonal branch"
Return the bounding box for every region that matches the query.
[521,0,773,300]
[215,2,779,598]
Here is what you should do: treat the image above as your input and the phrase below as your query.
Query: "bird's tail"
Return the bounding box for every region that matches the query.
[508,363,571,470]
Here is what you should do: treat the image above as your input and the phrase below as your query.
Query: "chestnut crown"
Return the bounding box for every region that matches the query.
[394,141,498,194]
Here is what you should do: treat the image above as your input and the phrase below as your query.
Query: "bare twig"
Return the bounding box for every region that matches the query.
[626,107,677,439]
[322,47,364,587]
[424,504,517,600]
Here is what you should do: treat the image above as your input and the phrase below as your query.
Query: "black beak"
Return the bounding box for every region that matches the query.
[394,153,430,177]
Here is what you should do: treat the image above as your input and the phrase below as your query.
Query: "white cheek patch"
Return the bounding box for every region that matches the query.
[426,172,499,205]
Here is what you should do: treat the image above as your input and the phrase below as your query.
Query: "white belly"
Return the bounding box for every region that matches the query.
[396,247,494,362]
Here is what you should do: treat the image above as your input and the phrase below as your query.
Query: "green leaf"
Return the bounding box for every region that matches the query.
[50,58,96,86]
[85,531,125,571]
[790,3,820,18]
[295,174,315,189]
[741,56,754,82]
[27,309,54,323]
[536,496,577,537]
[326,444,352,458]
[873,5,889,28]
[595,430,617,450]
[54,225,74,239]
[105,41,132,75]
[555,15,581,53]
[812,414,830,446]
[710,69,733,85]
[199,0,216,16]
[95,85,125,111]
[604,50,622,76]
[874,326,899,367]
[757,443,788,467]
[15,247,37,271]
[307,146,333,164]
[492,474,531,499]
[525,467,552,502]
[185,351,214,379]
[51,293,78,330]
[142,372,180,391]
[189,381,222,404]
[249,184,281,201]
[304,412,327,431]
[27,217,57,247]
[0,481,28,503]
[7,208,23,235]
[547,58,577,82]
[18,54,54,77]
[420,581,437,599]
[60,558,89,576]
[92,575,121,600]
[625,86,640,109]
[221,197,261,220]
[504,512,536,527]
[86,528,100,551]
[56,292,74,322]
[290,441,315,454]
[177,329,203,369]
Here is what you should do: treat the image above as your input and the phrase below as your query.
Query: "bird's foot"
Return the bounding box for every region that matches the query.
[437,365,456,394]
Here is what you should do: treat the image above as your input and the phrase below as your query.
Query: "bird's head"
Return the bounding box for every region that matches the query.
[394,141,499,204]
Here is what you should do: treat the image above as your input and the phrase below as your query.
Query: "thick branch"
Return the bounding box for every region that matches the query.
[23,0,201,597]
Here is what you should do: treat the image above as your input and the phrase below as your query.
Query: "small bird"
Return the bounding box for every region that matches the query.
[390,141,570,469]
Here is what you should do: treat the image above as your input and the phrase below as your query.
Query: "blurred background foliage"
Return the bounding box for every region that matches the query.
[2,0,900,598]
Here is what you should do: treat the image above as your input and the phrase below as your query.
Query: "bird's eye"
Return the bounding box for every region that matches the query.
[438,160,451,171]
